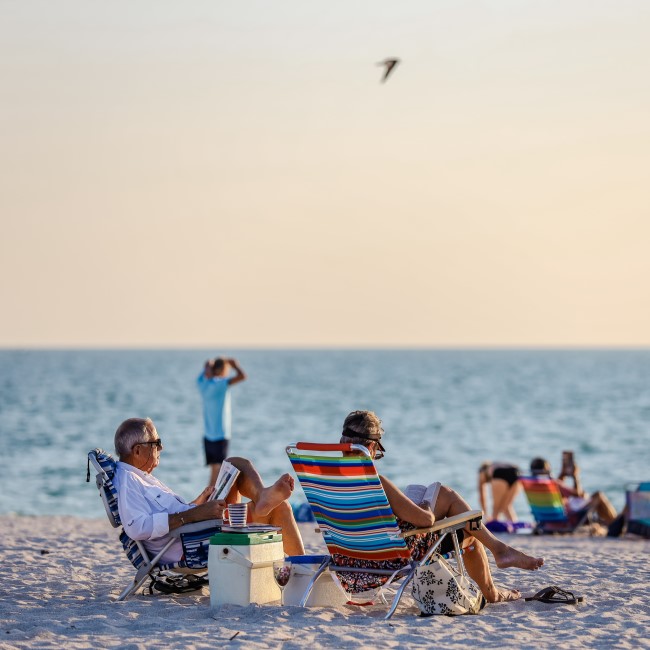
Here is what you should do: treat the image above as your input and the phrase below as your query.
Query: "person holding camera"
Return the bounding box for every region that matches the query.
[197,356,247,486]
[529,455,617,525]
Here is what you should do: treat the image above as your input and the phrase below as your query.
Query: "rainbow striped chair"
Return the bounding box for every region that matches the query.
[87,449,222,600]
[520,476,597,534]
[286,442,482,619]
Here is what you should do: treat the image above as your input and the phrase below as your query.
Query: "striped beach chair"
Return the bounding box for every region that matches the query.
[286,442,482,619]
[627,482,650,539]
[86,449,221,600]
[520,476,596,534]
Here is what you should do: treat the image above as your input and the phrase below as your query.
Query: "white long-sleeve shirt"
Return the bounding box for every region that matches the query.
[113,462,194,564]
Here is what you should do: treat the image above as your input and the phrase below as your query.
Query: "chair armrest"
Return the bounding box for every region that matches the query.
[170,519,223,537]
[401,510,482,538]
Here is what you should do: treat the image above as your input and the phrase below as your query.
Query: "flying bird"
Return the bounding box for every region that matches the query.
[377,58,400,83]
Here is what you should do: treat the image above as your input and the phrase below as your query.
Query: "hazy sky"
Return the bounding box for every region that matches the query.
[2,1,649,347]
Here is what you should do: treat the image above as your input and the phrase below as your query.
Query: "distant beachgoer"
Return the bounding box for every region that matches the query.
[478,462,522,522]
[529,457,617,525]
[197,357,247,486]
[336,410,545,603]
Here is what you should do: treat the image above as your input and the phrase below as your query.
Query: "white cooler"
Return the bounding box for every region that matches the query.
[209,531,283,607]
[282,555,347,607]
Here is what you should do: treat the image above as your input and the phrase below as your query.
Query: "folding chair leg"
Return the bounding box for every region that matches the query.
[117,539,176,601]
[118,573,153,601]
[299,557,331,607]
[383,565,418,620]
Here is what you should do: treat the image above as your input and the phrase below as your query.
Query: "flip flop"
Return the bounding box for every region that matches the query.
[525,585,584,605]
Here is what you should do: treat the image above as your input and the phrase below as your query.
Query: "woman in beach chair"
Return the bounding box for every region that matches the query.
[334,412,543,603]
[291,411,543,606]
[527,457,617,531]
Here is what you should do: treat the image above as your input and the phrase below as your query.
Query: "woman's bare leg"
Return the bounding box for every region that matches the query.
[491,480,521,521]
[434,486,544,570]
[460,535,520,603]
[490,480,509,520]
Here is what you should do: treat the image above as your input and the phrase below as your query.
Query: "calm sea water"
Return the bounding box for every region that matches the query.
[1,349,648,519]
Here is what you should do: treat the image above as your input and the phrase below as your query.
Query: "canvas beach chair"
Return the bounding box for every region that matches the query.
[520,476,598,534]
[626,482,650,539]
[286,442,482,619]
[87,448,222,600]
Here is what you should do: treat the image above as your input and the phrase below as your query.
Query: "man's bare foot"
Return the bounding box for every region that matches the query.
[485,586,521,603]
[255,474,294,517]
[494,546,544,571]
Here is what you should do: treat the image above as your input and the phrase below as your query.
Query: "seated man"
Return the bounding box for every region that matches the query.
[113,417,304,564]
[337,411,544,603]
[529,457,617,525]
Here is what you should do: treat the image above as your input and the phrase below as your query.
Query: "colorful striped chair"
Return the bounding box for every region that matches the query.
[520,476,597,534]
[286,442,482,618]
[87,449,222,600]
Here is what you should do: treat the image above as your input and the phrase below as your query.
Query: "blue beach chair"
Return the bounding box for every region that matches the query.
[627,482,650,539]
[86,448,222,600]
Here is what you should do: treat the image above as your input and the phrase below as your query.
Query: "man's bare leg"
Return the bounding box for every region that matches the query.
[434,486,544,571]
[250,500,305,555]
[225,457,304,554]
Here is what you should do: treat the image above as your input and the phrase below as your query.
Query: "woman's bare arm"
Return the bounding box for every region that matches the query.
[379,474,436,528]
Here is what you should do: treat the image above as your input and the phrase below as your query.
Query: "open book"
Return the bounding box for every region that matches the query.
[404,481,441,510]
[208,460,241,502]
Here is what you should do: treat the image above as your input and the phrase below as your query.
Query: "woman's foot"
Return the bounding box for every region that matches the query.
[494,546,544,571]
[255,474,294,516]
[485,586,521,603]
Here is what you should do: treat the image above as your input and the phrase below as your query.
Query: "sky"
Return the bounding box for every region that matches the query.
[1,0,649,348]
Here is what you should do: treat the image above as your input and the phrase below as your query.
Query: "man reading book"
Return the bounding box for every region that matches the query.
[113,417,304,563]
[338,410,544,603]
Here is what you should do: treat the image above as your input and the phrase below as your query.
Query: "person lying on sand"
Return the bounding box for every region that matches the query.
[337,411,544,603]
[112,417,304,563]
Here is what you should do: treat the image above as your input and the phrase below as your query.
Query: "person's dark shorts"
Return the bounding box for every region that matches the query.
[204,438,229,465]
[491,466,520,487]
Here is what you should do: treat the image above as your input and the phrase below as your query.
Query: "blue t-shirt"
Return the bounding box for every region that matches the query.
[197,373,232,441]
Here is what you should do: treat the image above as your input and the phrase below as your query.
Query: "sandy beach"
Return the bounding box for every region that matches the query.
[1,515,649,650]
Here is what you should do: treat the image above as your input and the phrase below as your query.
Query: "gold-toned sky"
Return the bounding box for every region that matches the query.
[1,1,649,347]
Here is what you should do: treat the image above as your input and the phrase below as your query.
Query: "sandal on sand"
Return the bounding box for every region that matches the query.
[525,585,584,605]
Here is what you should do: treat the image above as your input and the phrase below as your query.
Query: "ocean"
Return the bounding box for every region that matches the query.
[1,349,648,519]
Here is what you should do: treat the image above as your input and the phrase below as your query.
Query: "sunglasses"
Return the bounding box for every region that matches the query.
[135,438,163,450]
[363,439,385,460]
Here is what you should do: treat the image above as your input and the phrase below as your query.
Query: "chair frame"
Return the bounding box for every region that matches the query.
[286,442,482,619]
[87,449,221,600]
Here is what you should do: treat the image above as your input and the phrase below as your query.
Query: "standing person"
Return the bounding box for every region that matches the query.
[197,356,247,486]
[478,462,522,522]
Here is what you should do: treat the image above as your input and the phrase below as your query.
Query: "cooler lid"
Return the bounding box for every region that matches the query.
[210,532,283,545]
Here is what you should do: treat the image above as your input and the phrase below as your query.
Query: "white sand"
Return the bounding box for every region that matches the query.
[1,515,649,650]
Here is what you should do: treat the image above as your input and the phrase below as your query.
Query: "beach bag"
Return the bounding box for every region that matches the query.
[412,555,486,616]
